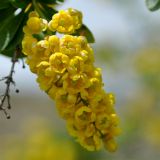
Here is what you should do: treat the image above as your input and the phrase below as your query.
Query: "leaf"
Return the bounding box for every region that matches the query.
[0,13,28,58]
[9,0,30,9]
[73,25,95,43]
[0,10,25,52]
[1,24,25,58]
[38,0,57,3]
[39,3,57,20]
[0,7,15,24]
[57,0,64,2]
[146,0,160,11]
[0,0,11,10]
[33,33,45,41]
[38,0,64,3]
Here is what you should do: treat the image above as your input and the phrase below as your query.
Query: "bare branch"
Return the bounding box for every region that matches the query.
[0,46,21,119]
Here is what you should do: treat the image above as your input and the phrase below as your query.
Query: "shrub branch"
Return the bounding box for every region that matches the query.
[0,47,21,119]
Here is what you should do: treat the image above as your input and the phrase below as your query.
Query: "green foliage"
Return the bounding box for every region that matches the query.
[146,0,160,11]
[1,14,28,58]
[9,0,30,9]
[0,0,11,10]
[0,8,24,52]
[57,0,65,2]
[36,3,57,20]
[38,0,57,3]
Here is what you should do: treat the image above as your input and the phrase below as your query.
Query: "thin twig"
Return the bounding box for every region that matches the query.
[0,47,19,119]
[21,58,26,69]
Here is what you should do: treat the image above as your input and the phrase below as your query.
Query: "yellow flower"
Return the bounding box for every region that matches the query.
[67,120,78,137]
[103,138,117,152]
[36,40,51,58]
[56,102,75,119]
[48,35,60,53]
[36,61,54,91]
[95,113,110,134]
[24,11,48,34]
[81,77,104,107]
[49,10,74,33]
[78,131,102,151]
[28,11,39,18]
[60,35,81,57]
[93,93,115,114]
[63,73,90,94]
[25,40,51,73]
[75,106,96,126]
[22,35,37,55]
[49,52,69,74]
[77,36,88,49]
[84,123,96,137]
[67,56,84,76]
[55,92,77,119]
[48,9,82,34]
[68,8,82,29]
[48,85,61,100]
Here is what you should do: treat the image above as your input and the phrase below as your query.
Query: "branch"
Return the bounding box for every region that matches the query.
[0,47,20,119]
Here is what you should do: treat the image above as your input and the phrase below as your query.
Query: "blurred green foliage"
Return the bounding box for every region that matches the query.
[146,0,160,11]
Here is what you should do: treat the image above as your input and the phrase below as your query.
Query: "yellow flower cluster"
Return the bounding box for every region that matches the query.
[22,10,120,152]
[49,8,82,34]
[23,11,48,35]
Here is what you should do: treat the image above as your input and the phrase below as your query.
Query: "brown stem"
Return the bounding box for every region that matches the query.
[0,46,20,119]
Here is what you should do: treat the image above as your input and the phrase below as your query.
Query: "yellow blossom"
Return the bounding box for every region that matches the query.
[48,9,82,34]
[48,35,60,53]
[36,61,54,91]
[75,106,96,126]
[22,35,37,55]
[24,11,48,34]
[67,56,84,76]
[68,8,82,29]
[63,73,90,94]
[49,52,69,74]
[78,131,102,151]
[60,35,82,57]
[103,138,117,152]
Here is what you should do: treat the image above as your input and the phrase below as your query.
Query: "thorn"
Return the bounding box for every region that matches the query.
[21,58,26,69]
[15,89,19,93]
[7,114,11,119]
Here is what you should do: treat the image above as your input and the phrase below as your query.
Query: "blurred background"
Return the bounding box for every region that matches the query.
[0,0,160,159]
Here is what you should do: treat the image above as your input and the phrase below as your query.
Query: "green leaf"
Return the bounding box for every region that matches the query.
[0,0,11,10]
[0,7,15,24]
[9,0,30,9]
[33,32,45,41]
[0,10,25,52]
[73,25,95,43]
[0,12,29,58]
[38,0,57,3]
[1,24,24,58]
[37,0,64,3]
[57,0,64,2]
[146,0,160,11]
[39,3,57,20]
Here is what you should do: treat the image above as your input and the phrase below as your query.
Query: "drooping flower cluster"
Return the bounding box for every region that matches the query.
[22,9,121,152]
